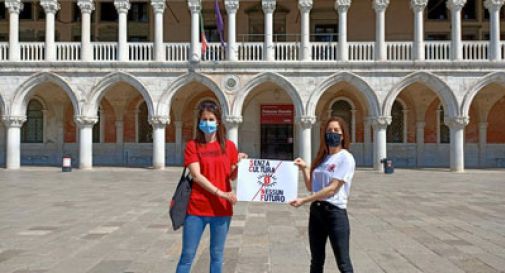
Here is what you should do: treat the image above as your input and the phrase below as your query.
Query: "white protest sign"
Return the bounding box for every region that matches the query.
[236,159,298,203]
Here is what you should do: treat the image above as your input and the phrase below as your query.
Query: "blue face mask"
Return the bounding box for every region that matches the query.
[199,120,218,135]
[325,132,342,147]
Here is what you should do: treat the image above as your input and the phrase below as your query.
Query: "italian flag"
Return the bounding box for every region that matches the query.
[200,11,208,57]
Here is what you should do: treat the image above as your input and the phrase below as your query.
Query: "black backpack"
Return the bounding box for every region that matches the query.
[169,167,193,230]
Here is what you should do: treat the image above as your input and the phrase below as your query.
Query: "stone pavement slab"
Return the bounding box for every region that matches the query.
[0,167,504,273]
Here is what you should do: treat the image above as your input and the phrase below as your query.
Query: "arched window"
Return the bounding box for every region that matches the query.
[92,107,101,143]
[439,105,450,143]
[331,100,352,135]
[387,101,404,143]
[21,100,43,143]
[138,102,152,143]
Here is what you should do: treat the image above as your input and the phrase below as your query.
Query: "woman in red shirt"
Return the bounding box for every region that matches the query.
[176,101,246,273]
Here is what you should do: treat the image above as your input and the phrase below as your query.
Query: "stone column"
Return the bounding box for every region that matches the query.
[416,121,425,167]
[478,122,488,167]
[224,115,242,147]
[312,120,321,159]
[40,0,60,61]
[75,116,98,169]
[372,116,391,171]
[188,0,202,62]
[335,0,351,61]
[298,116,316,166]
[411,0,427,60]
[485,0,505,61]
[5,0,23,61]
[2,116,26,169]
[114,0,130,61]
[151,0,166,62]
[298,0,313,61]
[402,109,408,143]
[373,0,389,61]
[175,121,183,165]
[364,117,372,166]
[446,116,469,172]
[150,116,169,169]
[225,0,239,61]
[447,0,466,61]
[115,120,124,144]
[77,0,94,61]
[262,0,276,61]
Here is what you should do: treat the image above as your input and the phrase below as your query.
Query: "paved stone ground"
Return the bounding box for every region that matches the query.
[0,167,504,273]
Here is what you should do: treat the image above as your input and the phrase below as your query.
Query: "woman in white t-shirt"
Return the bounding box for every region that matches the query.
[290,116,355,273]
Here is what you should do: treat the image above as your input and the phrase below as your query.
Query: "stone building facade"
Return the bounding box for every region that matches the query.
[1,0,505,172]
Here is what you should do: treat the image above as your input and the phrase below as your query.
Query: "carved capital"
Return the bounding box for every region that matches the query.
[149,116,170,128]
[114,0,131,13]
[224,115,243,127]
[188,0,202,13]
[1,115,26,128]
[445,116,469,129]
[335,0,352,12]
[40,0,60,14]
[298,115,316,129]
[262,0,276,13]
[77,0,95,14]
[298,0,313,13]
[484,0,505,12]
[371,116,391,129]
[151,0,166,13]
[410,0,428,12]
[446,0,467,11]
[5,0,24,14]
[74,115,98,128]
[373,0,389,12]
[224,0,239,13]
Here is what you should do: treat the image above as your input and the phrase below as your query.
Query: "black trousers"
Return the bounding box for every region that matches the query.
[309,201,353,273]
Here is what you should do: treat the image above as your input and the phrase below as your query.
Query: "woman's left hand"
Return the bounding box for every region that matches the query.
[238,152,248,162]
[289,198,306,208]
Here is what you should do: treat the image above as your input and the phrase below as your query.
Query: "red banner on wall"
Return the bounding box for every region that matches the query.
[260,105,294,124]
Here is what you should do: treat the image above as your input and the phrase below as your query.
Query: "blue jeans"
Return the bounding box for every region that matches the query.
[176,215,231,273]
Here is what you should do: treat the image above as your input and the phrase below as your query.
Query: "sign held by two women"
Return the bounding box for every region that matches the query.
[236,159,298,203]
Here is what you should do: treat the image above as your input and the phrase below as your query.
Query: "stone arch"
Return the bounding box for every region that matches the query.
[11,72,80,116]
[461,72,505,117]
[87,72,155,118]
[383,72,458,118]
[233,72,304,117]
[307,72,380,118]
[158,73,230,118]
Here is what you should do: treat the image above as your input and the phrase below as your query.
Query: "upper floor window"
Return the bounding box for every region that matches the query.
[387,101,404,143]
[427,0,448,20]
[22,100,44,143]
[128,2,148,23]
[19,2,34,20]
[0,4,6,20]
[100,2,118,22]
[313,24,338,42]
[462,0,476,20]
[138,102,152,143]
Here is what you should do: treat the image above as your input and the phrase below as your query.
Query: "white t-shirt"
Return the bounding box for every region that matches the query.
[311,150,355,209]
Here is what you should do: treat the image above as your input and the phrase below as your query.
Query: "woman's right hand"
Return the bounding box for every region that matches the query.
[218,191,237,205]
[294,157,307,170]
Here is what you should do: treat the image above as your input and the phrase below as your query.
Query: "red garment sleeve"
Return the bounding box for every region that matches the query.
[227,140,239,166]
[184,140,199,167]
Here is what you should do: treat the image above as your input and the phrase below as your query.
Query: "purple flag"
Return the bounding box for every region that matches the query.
[214,0,226,47]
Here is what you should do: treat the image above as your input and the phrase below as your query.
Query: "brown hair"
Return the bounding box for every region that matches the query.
[310,116,351,175]
[195,101,227,153]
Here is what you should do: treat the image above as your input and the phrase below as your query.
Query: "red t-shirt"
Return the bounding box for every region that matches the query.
[184,139,238,216]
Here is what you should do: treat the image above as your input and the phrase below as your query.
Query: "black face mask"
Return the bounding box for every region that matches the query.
[325,132,342,147]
